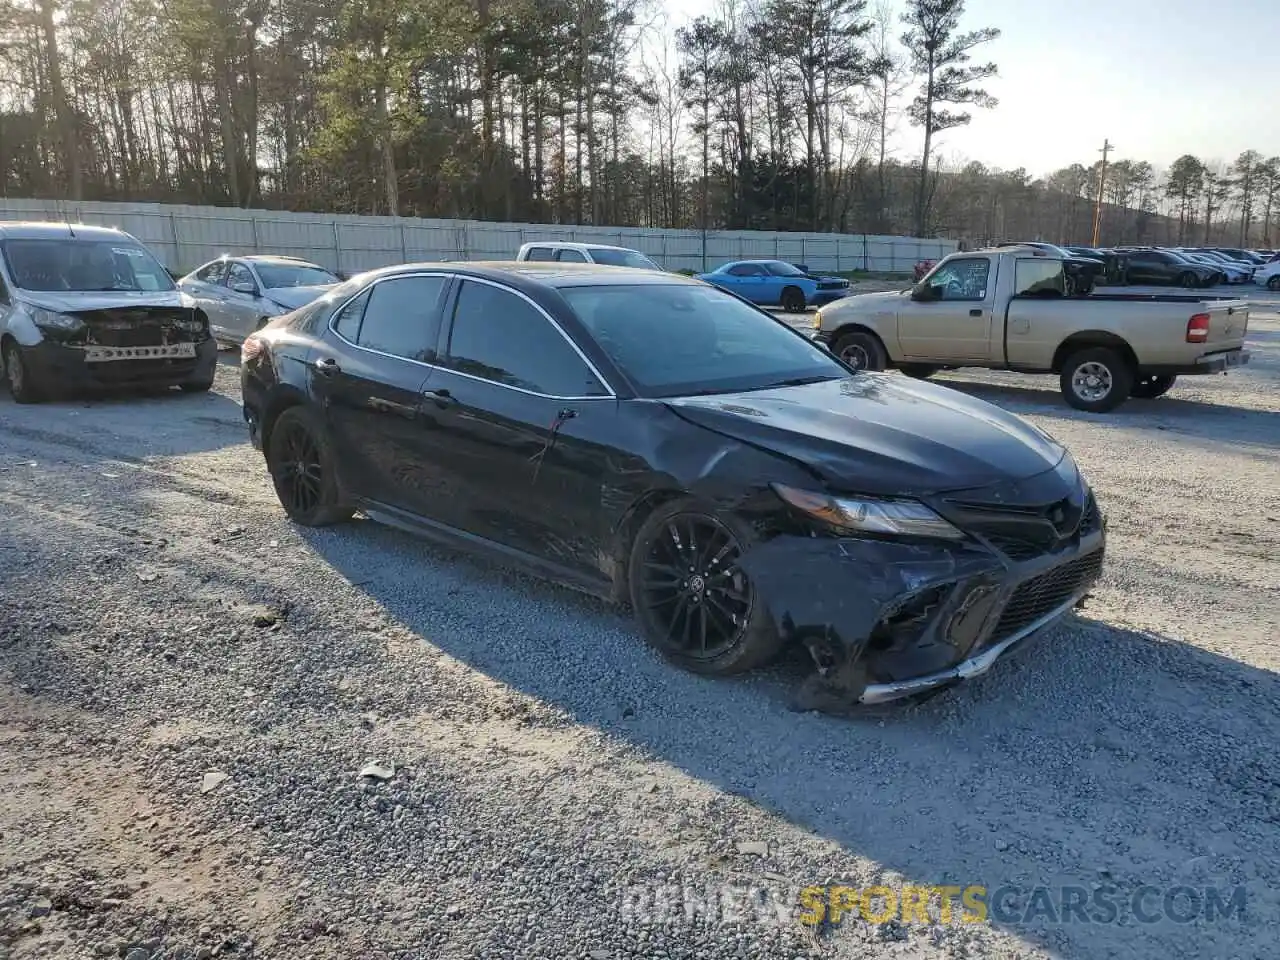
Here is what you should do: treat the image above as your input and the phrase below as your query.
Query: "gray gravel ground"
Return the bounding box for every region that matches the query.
[1,299,1278,960]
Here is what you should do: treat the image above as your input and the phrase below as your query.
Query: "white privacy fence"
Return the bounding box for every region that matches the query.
[0,198,956,276]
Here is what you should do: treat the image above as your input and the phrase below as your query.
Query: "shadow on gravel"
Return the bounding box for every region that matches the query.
[306,518,1278,960]
[931,379,1280,450]
[0,375,247,459]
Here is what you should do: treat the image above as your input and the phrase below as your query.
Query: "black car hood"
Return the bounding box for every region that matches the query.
[663,374,1066,497]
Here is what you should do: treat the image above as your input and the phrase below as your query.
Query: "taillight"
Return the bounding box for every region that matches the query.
[1186,313,1210,343]
[242,336,265,363]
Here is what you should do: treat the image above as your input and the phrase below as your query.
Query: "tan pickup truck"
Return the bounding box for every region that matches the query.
[812,245,1251,411]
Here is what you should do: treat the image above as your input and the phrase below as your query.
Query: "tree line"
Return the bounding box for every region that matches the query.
[1,0,1275,247]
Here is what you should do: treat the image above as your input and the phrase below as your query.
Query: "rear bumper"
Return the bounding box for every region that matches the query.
[1144,349,1250,376]
[22,337,217,389]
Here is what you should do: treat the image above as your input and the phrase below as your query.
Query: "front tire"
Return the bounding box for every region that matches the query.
[3,340,44,404]
[265,406,354,526]
[1178,272,1199,289]
[898,364,940,379]
[1130,374,1176,399]
[780,286,806,313]
[1060,347,1133,413]
[627,499,782,677]
[1268,276,1280,291]
[832,330,887,371]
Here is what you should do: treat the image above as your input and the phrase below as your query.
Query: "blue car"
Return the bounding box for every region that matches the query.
[696,260,848,312]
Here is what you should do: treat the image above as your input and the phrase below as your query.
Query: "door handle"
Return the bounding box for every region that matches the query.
[426,387,455,409]
[313,357,340,376]
[969,309,983,317]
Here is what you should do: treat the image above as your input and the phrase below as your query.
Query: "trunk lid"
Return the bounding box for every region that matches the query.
[1198,299,1249,351]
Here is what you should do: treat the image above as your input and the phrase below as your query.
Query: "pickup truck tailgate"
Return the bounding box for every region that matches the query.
[1197,300,1249,351]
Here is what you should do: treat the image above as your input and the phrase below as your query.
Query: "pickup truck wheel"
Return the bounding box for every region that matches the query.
[780,286,806,313]
[1131,374,1176,399]
[1060,347,1133,413]
[898,364,939,379]
[833,331,887,371]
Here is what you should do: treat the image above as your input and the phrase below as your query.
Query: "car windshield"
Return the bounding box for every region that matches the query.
[560,283,848,398]
[587,248,661,270]
[764,261,807,277]
[1,237,176,292]
[254,262,339,288]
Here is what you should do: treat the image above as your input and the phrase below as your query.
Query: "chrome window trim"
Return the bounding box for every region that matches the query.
[325,270,618,402]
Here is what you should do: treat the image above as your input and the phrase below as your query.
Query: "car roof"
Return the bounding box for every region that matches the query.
[0,220,133,242]
[239,255,325,267]
[520,241,640,253]
[362,260,699,290]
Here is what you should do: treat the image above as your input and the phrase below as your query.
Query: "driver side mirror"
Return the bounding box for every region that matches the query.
[911,282,943,303]
[231,280,257,296]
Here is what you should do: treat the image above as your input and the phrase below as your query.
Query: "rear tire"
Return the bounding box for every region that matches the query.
[780,286,806,313]
[1130,374,1176,399]
[832,330,887,371]
[627,498,782,677]
[1268,276,1280,291]
[1178,272,1199,289]
[3,340,44,404]
[1060,347,1133,413]
[265,406,354,526]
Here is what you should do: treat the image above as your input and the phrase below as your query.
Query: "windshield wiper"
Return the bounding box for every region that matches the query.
[759,375,838,389]
[80,284,142,292]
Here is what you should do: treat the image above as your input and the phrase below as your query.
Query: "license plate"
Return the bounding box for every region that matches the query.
[1223,351,1248,367]
[83,343,197,363]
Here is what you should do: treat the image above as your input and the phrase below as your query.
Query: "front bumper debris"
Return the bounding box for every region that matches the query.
[23,337,217,389]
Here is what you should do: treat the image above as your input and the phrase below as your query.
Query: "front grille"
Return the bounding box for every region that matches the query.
[988,549,1104,645]
[817,279,849,290]
[75,307,199,348]
[956,491,1101,563]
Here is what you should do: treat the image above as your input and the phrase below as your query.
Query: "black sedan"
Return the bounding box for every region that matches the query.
[241,263,1106,707]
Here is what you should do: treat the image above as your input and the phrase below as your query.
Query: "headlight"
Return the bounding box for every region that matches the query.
[29,307,84,333]
[811,309,823,329]
[772,483,966,541]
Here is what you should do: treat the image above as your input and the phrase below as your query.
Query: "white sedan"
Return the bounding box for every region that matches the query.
[178,255,339,343]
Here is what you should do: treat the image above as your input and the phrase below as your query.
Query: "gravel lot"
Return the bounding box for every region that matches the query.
[1,292,1278,960]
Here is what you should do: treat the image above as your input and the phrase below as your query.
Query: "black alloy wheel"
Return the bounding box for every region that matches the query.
[628,501,782,676]
[266,406,354,526]
[781,286,806,313]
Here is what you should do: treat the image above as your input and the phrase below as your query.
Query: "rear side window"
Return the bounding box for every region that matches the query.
[556,249,589,263]
[524,247,556,262]
[356,276,448,362]
[443,280,608,397]
[331,290,370,342]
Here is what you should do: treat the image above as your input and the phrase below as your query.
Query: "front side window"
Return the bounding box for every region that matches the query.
[560,283,847,399]
[443,280,608,397]
[523,247,556,262]
[0,238,176,292]
[924,258,990,301]
[356,276,447,362]
[764,261,807,277]
[196,261,228,284]
[1013,260,1066,298]
[726,264,762,277]
[255,262,339,289]
[227,262,257,291]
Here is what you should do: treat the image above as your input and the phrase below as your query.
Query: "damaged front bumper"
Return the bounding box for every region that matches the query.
[737,524,1105,706]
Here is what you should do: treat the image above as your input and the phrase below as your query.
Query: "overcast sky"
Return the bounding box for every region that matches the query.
[664,0,1279,177]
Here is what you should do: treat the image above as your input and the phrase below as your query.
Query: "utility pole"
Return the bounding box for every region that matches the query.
[1091,139,1113,247]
